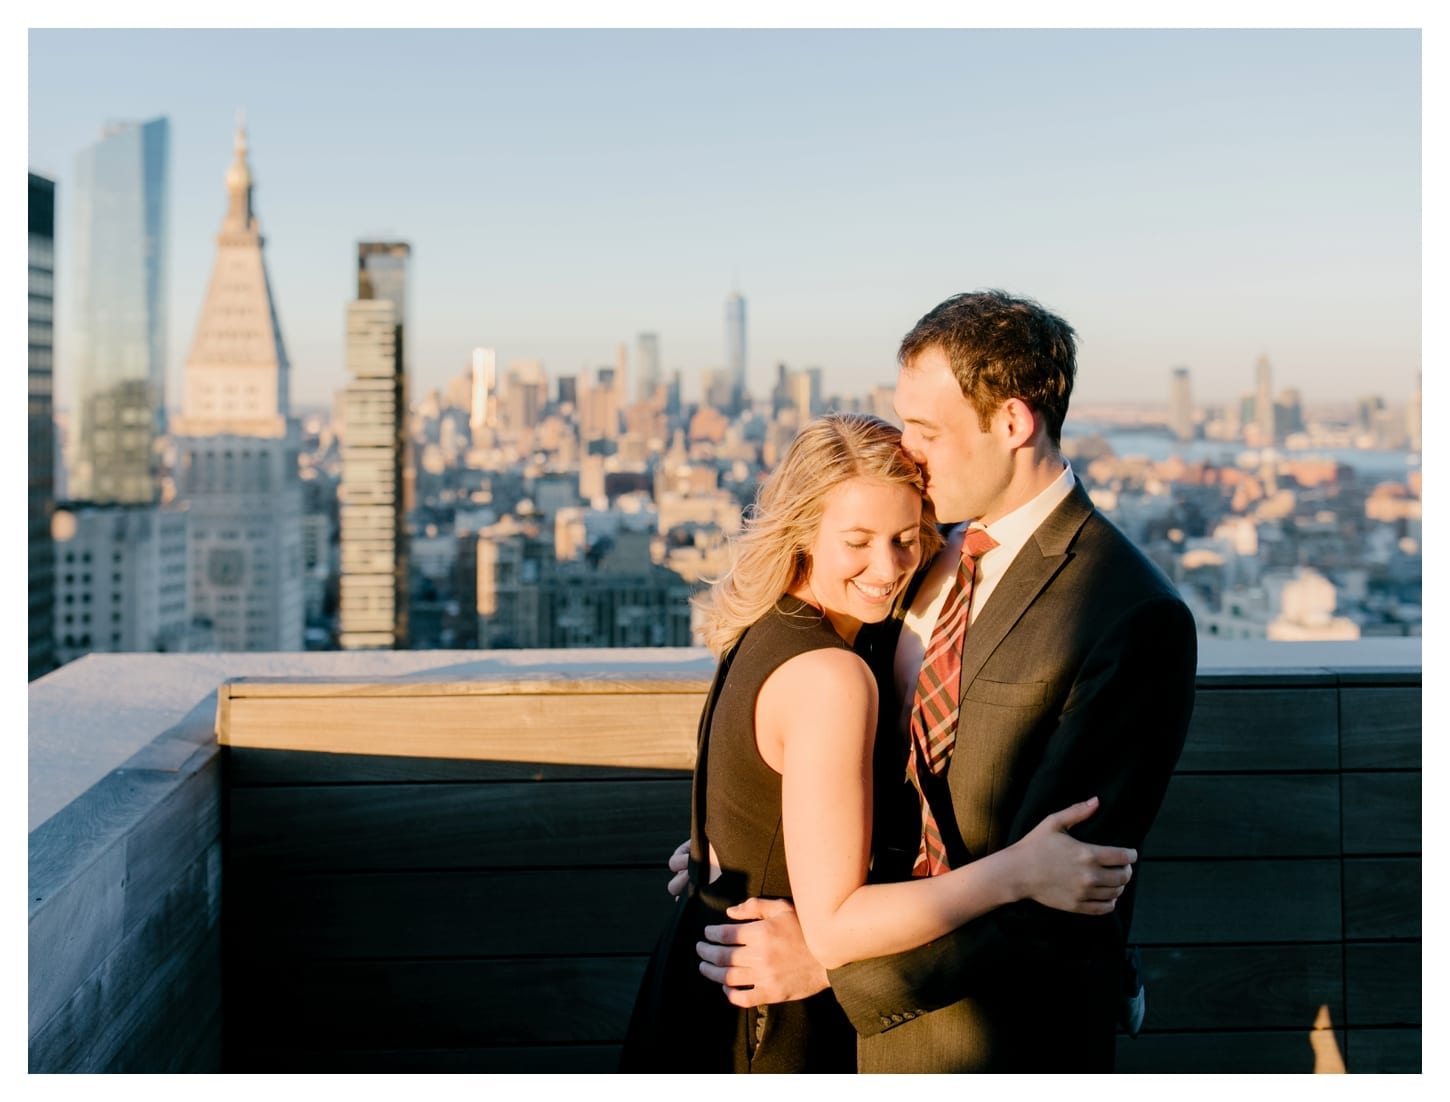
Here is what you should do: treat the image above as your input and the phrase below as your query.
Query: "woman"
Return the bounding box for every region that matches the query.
[621,413,1135,1073]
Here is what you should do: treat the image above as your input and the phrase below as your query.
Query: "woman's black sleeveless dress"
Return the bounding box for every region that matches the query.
[620,596,857,1072]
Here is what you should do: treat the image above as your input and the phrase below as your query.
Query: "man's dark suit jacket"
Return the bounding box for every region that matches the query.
[833,480,1198,1073]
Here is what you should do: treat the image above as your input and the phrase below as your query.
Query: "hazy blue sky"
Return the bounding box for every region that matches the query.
[28,27,1422,410]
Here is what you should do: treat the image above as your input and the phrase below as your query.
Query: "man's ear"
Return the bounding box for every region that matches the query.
[998,398,1038,448]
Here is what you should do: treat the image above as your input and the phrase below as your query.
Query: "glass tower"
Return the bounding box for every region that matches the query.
[71,117,169,504]
[30,172,57,679]
[636,331,661,403]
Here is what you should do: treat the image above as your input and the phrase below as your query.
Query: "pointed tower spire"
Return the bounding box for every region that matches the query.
[175,120,290,435]
[224,111,256,234]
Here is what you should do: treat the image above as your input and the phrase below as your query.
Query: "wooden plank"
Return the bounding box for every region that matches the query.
[226,747,690,786]
[215,683,232,763]
[105,925,222,1073]
[30,766,194,917]
[1343,1028,1422,1073]
[122,750,220,930]
[30,736,222,1038]
[227,957,649,1050]
[120,692,218,772]
[1177,688,1338,772]
[226,867,679,960]
[1147,774,1340,858]
[1345,943,1421,1027]
[222,692,702,770]
[179,1007,225,1073]
[1344,858,1420,939]
[1115,1029,1344,1073]
[28,841,127,1037]
[1193,670,1340,689]
[30,690,217,884]
[1342,772,1421,855]
[1339,687,1421,769]
[227,778,691,872]
[1129,859,1341,945]
[235,1044,623,1073]
[223,676,712,698]
[30,845,221,1072]
[1334,669,1420,687]
[1137,945,1342,1031]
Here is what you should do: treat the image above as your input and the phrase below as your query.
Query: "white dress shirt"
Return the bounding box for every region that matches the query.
[891,462,1077,734]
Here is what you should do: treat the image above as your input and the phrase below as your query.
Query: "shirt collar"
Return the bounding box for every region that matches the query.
[972,461,1075,556]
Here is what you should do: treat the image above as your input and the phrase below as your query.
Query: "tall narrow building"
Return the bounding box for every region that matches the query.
[70,117,169,503]
[340,242,410,649]
[470,346,496,434]
[170,122,303,652]
[30,172,58,679]
[636,332,660,403]
[1170,366,1194,442]
[1254,355,1275,446]
[614,342,629,408]
[724,290,747,414]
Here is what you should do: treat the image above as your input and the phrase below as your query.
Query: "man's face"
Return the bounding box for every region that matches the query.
[894,345,1013,525]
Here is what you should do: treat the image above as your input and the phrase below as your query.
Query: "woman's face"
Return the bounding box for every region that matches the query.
[798,475,925,644]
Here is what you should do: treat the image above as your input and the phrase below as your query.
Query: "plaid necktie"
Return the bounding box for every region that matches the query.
[907,525,999,877]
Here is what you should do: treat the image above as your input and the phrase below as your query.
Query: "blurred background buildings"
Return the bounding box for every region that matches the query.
[26,30,1423,677]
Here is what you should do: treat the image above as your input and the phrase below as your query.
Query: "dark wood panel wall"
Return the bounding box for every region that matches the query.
[1117,670,1421,1073]
[218,668,1420,1073]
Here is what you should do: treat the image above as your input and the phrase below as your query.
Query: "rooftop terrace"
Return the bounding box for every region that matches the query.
[29,640,1421,1073]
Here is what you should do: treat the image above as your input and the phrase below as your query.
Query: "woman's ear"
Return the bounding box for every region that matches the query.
[791,547,811,587]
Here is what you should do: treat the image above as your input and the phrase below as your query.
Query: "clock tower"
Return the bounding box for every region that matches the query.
[170,120,303,652]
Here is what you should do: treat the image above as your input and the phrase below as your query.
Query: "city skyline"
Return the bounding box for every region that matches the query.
[27,27,1423,413]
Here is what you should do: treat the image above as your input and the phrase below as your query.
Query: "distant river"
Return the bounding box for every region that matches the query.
[1064,424,1419,482]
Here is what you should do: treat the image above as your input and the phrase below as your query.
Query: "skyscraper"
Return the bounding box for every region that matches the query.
[581,367,619,441]
[358,241,414,513]
[70,117,169,504]
[724,290,747,414]
[636,332,661,403]
[1254,355,1275,446]
[171,123,303,652]
[1277,388,1305,438]
[788,366,823,422]
[340,243,410,649]
[470,347,496,434]
[614,342,629,408]
[1170,366,1194,442]
[357,242,411,348]
[30,172,57,679]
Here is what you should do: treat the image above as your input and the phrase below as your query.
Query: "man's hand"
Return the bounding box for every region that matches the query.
[665,839,691,898]
[697,897,829,1007]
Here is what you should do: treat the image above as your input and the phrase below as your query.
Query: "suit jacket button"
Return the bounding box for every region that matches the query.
[880,1016,892,1027]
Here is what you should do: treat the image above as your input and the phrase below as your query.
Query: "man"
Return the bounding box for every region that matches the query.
[692,290,1198,1072]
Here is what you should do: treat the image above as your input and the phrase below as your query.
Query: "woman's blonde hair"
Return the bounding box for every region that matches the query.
[696,412,942,656]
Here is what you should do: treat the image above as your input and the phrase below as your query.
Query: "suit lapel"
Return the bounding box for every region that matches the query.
[957,482,1096,696]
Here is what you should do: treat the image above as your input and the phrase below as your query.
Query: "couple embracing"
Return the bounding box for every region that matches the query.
[623,290,1198,1074]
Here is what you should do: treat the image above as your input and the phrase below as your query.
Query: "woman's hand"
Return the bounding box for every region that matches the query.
[1008,797,1137,915]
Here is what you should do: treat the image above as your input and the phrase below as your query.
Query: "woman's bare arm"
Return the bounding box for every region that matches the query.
[758,648,1134,971]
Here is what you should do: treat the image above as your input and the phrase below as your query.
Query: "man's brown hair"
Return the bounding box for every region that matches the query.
[899,289,1077,446]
